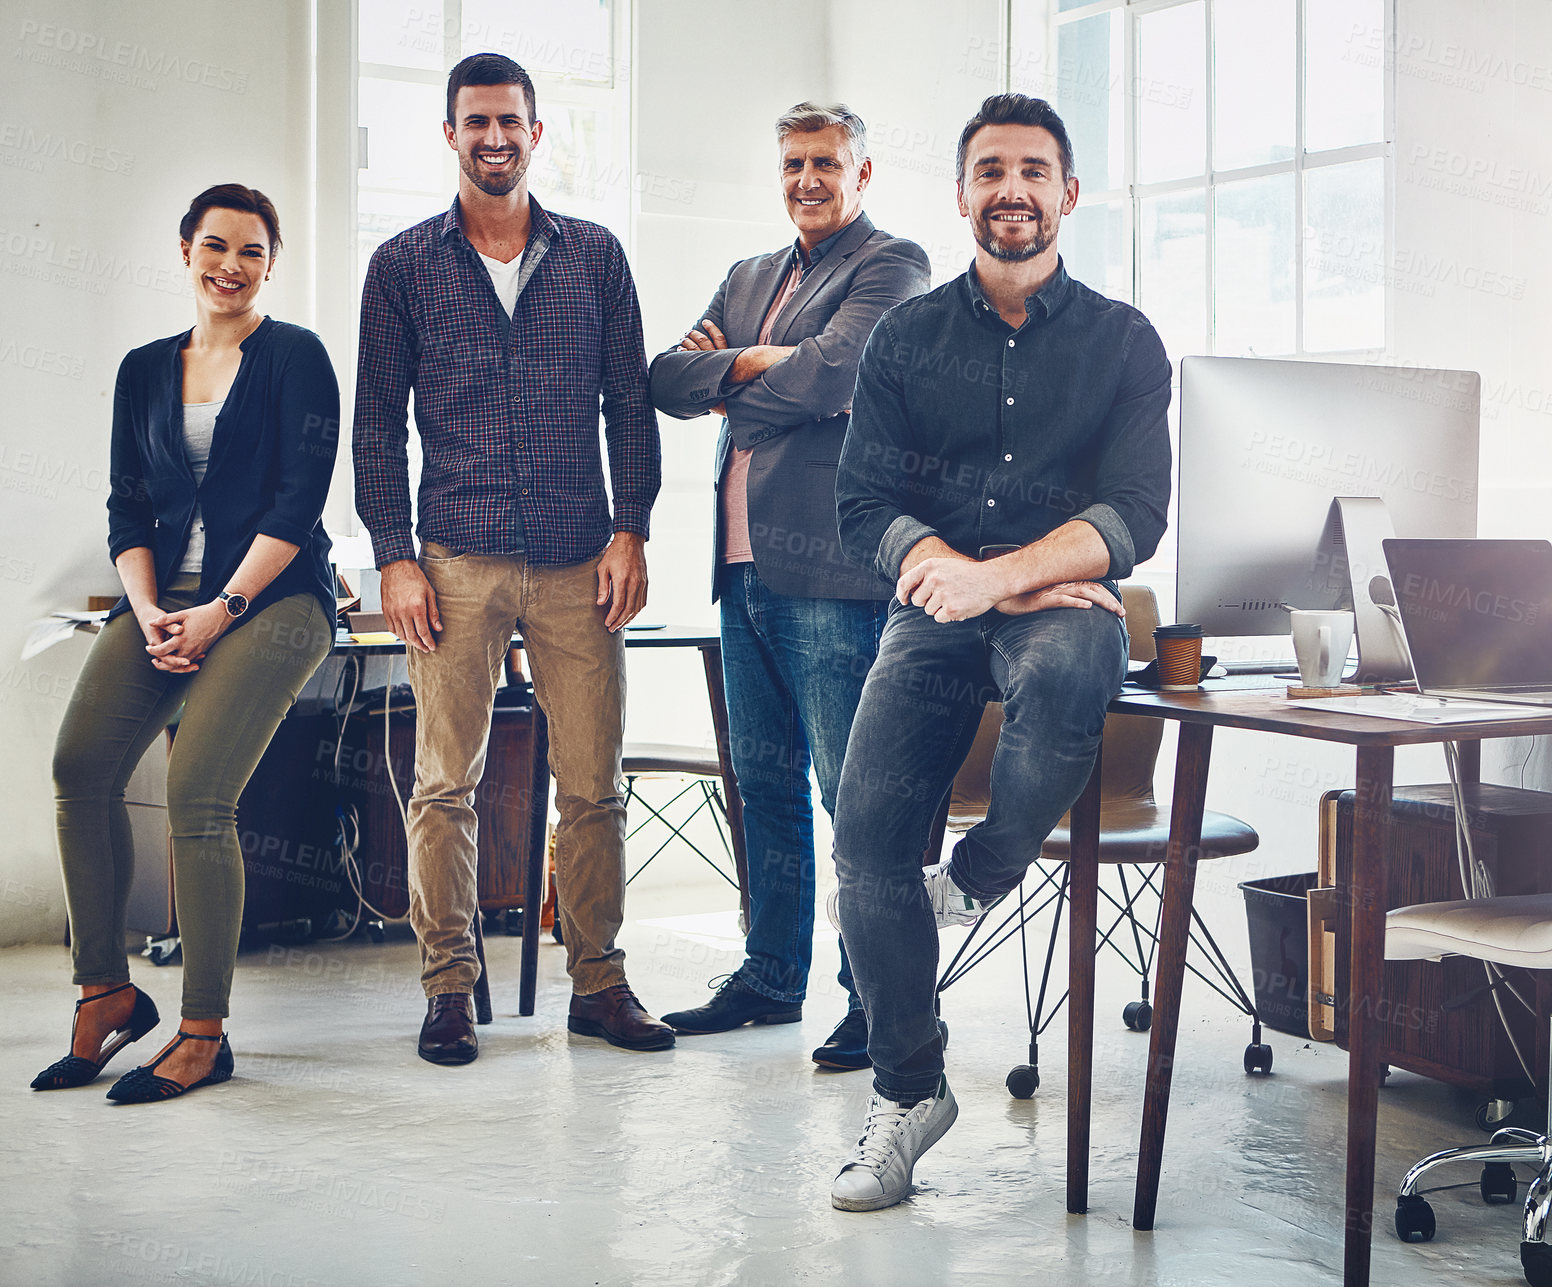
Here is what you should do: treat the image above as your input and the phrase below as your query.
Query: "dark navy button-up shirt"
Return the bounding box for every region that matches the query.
[837,259,1172,586]
[353,197,660,568]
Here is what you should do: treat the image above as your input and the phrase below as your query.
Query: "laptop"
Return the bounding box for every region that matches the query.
[1382,537,1552,706]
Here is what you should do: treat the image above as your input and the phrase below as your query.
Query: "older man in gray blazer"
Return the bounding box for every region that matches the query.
[651,102,929,1067]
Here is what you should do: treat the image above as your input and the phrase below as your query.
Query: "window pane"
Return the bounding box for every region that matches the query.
[1140,189,1207,364]
[1061,200,1129,303]
[359,190,444,285]
[1214,0,1294,170]
[460,0,615,86]
[1137,2,1206,185]
[529,105,628,238]
[1055,12,1123,191]
[359,0,444,71]
[1306,0,1385,151]
[1213,173,1295,356]
[1303,158,1385,351]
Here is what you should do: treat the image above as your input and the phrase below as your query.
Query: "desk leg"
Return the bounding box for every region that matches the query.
[700,644,750,931]
[1067,747,1103,1215]
[1133,721,1213,1231]
[1344,745,1393,1287]
[519,706,550,1018]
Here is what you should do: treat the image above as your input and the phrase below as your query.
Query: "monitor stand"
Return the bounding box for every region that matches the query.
[1316,496,1415,685]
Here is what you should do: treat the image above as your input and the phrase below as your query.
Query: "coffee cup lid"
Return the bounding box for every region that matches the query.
[1153,623,1203,639]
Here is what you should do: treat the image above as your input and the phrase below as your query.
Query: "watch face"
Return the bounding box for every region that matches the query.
[223,593,249,617]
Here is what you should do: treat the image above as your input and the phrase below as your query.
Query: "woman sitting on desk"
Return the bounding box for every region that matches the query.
[34,184,339,1102]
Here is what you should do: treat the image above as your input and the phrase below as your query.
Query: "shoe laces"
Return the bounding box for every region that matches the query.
[846,1095,914,1172]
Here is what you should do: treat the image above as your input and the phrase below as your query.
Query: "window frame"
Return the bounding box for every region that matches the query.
[1031,0,1395,361]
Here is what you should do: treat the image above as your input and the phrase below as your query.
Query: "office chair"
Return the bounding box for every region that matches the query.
[1387,893,1552,1286]
[934,583,1269,1097]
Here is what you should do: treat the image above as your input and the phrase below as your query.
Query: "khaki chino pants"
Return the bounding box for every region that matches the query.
[407,542,628,998]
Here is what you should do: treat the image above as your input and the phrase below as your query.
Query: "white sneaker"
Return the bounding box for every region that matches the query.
[923,859,993,928]
[831,1077,958,1211]
[826,862,993,934]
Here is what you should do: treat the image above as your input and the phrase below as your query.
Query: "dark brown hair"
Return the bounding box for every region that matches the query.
[956,94,1076,185]
[446,52,536,126]
[179,183,282,257]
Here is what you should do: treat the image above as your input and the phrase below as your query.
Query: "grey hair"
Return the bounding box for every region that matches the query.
[774,101,868,165]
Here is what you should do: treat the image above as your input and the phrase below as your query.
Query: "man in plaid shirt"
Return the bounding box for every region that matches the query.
[353,53,670,1064]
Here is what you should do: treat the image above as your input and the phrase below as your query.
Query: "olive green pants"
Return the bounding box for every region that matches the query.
[52,575,332,1019]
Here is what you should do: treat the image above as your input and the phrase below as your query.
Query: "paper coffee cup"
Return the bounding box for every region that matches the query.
[1154,624,1204,691]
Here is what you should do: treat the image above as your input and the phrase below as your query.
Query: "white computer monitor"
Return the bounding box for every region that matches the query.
[1176,356,1480,646]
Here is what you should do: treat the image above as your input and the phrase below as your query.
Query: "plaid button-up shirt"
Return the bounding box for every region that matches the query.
[353,197,660,568]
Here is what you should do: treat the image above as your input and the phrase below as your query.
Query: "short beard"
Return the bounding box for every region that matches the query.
[460,152,525,197]
[973,210,1052,262]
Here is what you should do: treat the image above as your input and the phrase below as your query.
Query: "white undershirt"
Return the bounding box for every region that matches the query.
[479,250,524,319]
[179,399,224,574]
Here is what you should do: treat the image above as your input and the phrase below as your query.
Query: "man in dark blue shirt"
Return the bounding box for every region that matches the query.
[828,94,1172,1212]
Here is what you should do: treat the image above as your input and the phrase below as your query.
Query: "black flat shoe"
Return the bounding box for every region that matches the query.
[105,1030,233,1103]
[31,982,160,1090]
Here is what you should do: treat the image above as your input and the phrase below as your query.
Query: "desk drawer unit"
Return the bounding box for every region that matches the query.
[1310,781,1552,1099]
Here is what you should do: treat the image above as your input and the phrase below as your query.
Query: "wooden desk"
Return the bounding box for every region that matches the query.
[336,626,743,1018]
[1064,687,1552,1286]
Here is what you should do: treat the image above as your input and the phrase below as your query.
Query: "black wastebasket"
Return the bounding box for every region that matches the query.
[1239,873,1319,1040]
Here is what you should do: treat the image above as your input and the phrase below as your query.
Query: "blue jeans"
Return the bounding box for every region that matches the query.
[833,597,1128,1101]
[720,563,887,1006]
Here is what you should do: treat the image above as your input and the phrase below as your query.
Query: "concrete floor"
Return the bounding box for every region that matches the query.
[0,860,1538,1287]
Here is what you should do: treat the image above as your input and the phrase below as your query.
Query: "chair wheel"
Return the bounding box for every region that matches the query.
[1482,1161,1518,1204]
[1123,1001,1153,1032]
[1523,1238,1552,1287]
[366,920,386,943]
[1395,1194,1436,1243]
[1243,1042,1273,1075]
[1006,1065,1039,1099]
[1477,1098,1517,1132]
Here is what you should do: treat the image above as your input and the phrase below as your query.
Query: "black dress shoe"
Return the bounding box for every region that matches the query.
[418,994,478,1065]
[661,974,803,1035]
[812,1007,870,1070]
[811,1012,948,1070]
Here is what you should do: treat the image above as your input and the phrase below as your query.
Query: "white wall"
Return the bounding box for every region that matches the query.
[0,0,321,946]
[1389,0,1552,791]
[622,0,1009,753]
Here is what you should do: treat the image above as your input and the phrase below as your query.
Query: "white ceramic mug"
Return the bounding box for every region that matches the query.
[1289,609,1355,688]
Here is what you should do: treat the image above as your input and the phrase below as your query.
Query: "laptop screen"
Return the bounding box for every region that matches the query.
[1383,538,1552,690]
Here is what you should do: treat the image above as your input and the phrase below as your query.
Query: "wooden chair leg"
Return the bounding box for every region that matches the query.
[472,909,493,1025]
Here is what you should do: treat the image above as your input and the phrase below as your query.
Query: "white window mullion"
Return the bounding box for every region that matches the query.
[1293,0,1307,354]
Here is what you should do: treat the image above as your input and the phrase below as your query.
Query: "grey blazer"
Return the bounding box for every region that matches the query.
[650,213,930,600]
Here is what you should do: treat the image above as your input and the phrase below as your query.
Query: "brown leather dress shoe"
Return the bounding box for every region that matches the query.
[418,994,478,1065]
[567,984,676,1051]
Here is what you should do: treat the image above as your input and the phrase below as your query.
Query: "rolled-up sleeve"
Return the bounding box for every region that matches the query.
[106,354,154,563]
[836,314,939,583]
[598,235,661,537]
[1077,320,1173,580]
[254,330,339,548]
[352,249,419,567]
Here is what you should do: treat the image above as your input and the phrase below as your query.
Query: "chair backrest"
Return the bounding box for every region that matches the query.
[947,583,1164,828]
